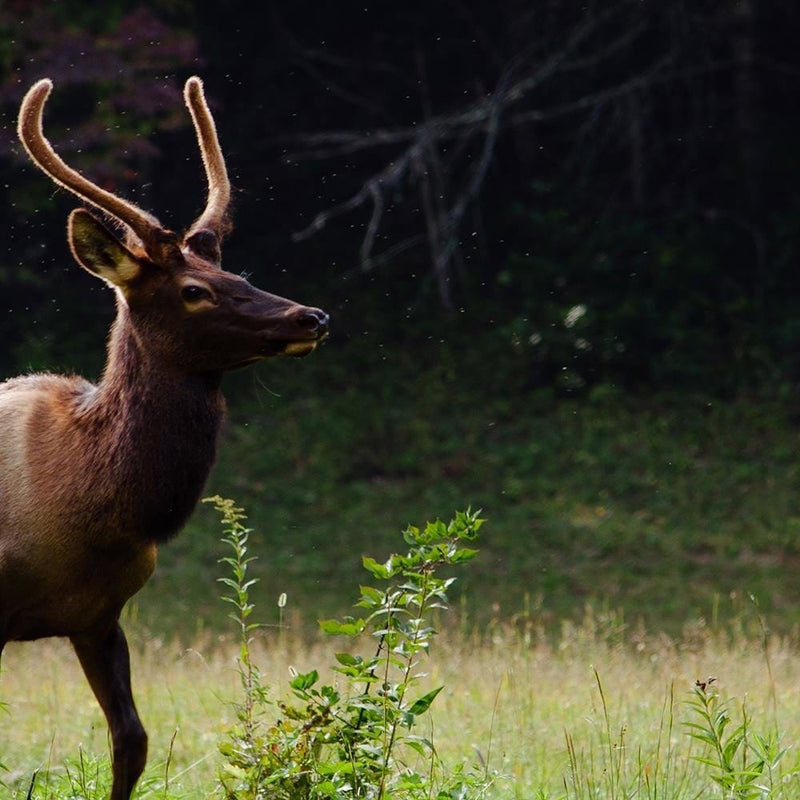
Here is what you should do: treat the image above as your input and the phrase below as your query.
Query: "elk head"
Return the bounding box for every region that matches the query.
[17,77,328,374]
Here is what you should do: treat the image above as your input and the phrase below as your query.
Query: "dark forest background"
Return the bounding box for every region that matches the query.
[2,0,800,633]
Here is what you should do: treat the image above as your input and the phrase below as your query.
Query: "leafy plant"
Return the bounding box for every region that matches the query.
[684,677,787,799]
[209,497,494,799]
[204,495,270,797]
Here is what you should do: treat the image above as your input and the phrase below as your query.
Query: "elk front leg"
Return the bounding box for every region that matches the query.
[71,622,147,800]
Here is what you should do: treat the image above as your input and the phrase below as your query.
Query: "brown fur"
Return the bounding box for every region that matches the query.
[0,77,328,800]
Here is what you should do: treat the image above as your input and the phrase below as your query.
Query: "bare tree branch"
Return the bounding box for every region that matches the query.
[286,2,687,311]
[291,142,423,241]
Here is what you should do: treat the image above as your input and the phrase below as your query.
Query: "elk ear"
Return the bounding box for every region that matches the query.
[184,228,221,267]
[67,209,142,287]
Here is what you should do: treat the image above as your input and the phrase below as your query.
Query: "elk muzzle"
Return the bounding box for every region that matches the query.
[282,307,329,356]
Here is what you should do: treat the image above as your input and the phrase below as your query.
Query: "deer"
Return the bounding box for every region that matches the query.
[0,76,328,799]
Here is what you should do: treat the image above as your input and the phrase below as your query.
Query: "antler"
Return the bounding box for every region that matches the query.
[183,77,232,241]
[17,79,171,258]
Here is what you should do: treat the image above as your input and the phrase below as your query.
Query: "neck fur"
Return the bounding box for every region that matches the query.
[82,304,226,543]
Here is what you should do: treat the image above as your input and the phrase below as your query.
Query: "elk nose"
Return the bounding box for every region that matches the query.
[299,307,329,337]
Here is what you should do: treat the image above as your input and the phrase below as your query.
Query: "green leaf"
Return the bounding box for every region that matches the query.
[321,684,340,705]
[311,780,338,797]
[426,519,448,541]
[290,669,319,691]
[450,547,479,564]
[319,618,365,636]
[362,555,391,579]
[408,686,444,716]
[692,756,724,768]
[402,524,421,545]
[222,763,247,779]
[357,584,385,607]
[334,652,361,667]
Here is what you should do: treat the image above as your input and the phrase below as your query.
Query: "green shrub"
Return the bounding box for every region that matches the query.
[208,496,495,799]
[685,677,787,799]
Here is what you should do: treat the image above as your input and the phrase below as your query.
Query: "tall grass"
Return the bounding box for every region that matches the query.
[3,606,800,797]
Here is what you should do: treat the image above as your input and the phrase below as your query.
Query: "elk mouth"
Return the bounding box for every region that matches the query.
[274,313,329,358]
[281,340,319,357]
[226,334,324,369]
[273,324,328,358]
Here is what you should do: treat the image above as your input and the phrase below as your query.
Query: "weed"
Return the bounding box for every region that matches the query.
[210,497,495,798]
[684,677,788,799]
[207,496,268,749]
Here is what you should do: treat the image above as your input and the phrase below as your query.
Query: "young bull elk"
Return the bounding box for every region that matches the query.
[0,77,328,799]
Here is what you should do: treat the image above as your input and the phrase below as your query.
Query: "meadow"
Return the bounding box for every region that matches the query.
[3,606,800,798]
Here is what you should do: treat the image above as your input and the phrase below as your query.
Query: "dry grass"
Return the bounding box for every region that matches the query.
[3,611,800,798]
[0,632,237,796]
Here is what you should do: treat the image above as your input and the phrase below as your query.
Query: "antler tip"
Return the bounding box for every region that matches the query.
[184,76,204,101]
[22,77,53,105]
[18,78,54,143]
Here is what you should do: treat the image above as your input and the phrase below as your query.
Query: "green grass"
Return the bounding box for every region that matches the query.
[138,336,800,638]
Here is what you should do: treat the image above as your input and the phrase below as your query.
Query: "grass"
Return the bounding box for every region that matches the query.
[140,339,800,639]
[4,609,800,798]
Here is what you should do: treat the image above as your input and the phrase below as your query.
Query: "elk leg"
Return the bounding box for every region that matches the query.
[71,622,147,800]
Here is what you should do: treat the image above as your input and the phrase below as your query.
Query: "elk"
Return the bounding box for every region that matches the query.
[0,77,328,799]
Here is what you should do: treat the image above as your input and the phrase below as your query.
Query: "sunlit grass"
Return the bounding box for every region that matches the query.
[0,632,237,797]
[4,608,800,798]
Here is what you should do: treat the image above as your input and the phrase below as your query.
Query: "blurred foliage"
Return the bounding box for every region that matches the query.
[0,2,199,170]
[498,192,798,394]
[0,0,798,395]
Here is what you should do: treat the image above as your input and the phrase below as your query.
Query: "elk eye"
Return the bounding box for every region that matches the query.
[181,284,212,303]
